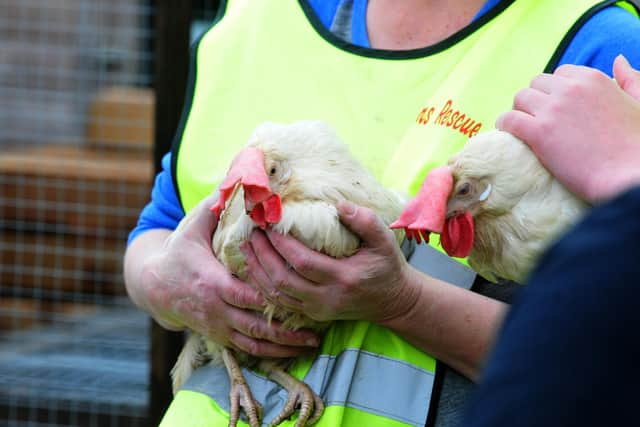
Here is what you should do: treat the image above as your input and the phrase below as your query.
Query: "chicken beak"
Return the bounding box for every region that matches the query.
[245,199,256,215]
[210,147,273,220]
[445,199,465,219]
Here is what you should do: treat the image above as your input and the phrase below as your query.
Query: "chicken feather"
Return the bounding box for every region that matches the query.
[171,120,405,427]
[393,130,588,284]
[449,130,588,283]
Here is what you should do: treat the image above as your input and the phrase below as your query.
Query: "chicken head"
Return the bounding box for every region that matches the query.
[390,165,482,258]
[210,147,283,229]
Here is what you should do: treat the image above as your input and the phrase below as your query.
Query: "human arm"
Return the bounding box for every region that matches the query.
[461,186,640,427]
[497,55,640,204]
[241,201,507,380]
[124,174,320,358]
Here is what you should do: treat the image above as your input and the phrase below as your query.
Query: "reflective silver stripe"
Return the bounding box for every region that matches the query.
[182,348,434,426]
[400,236,416,260]
[407,242,476,290]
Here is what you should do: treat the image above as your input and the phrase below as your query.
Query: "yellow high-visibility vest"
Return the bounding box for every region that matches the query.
[165,1,637,426]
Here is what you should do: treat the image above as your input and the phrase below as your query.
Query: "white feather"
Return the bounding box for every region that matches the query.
[450,130,588,283]
[171,120,405,392]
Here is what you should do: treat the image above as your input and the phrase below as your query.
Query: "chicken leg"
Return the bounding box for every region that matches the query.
[258,359,324,427]
[222,348,263,427]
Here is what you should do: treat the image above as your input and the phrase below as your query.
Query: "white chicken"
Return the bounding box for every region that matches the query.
[171,120,405,427]
[392,129,588,284]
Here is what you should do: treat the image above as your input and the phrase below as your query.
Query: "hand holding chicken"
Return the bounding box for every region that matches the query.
[242,200,417,325]
[171,120,405,427]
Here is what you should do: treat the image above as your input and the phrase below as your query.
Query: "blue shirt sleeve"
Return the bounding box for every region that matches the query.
[351,1,640,75]
[307,0,343,30]
[558,5,640,74]
[351,0,369,47]
[127,153,185,245]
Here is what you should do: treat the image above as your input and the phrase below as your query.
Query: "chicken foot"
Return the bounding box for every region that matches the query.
[222,348,263,427]
[258,359,324,427]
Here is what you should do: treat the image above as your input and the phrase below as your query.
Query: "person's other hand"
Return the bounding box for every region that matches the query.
[241,201,420,324]
[497,55,640,203]
[138,193,319,357]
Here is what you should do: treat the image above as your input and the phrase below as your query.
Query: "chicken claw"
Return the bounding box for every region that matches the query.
[222,348,263,427]
[259,360,324,427]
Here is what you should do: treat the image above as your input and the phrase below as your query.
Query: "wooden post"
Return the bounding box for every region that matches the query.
[150,1,191,425]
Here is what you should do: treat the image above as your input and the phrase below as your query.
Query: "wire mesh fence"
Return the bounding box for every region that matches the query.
[0,1,222,425]
[0,0,155,425]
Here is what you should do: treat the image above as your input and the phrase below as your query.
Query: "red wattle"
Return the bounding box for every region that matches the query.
[248,194,282,229]
[441,212,474,258]
[262,194,282,224]
[249,204,267,229]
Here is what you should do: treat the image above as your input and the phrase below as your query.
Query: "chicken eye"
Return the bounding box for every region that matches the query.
[457,183,471,197]
[269,166,277,176]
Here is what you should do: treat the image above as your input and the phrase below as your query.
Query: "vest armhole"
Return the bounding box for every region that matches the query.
[170,1,229,211]
[544,0,638,72]
[424,361,446,427]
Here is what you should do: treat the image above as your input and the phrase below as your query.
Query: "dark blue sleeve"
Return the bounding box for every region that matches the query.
[557,5,640,75]
[127,153,185,246]
[461,187,640,427]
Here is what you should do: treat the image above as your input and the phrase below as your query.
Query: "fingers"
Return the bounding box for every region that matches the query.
[218,274,265,311]
[263,229,340,284]
[192,263,319,358]
[495,110,539,144]
[241,240,307,308]
[613,54,640,101]
[227,309,320,358]
[193,192,220,231]
[230,308,319,347]
[555,63,613,90]
[552,63,584,78]
[242,232,319,305]
[335,200,395,251]
[511,86,548,115]
[496,74,563,144]
[553,63,608,80]
[231,333,315,358]
[175,192,219,238]
[528,73,556,94]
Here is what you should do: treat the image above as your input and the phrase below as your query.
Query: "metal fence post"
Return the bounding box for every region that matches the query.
[151,1,191,425]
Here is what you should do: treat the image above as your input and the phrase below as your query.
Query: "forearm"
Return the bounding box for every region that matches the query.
[379,267,508,380]
[123,228,174,319]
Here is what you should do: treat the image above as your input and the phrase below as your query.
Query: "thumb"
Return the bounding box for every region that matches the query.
[336,200,393,249]
[175,192,220,238]
[613,55,640,101]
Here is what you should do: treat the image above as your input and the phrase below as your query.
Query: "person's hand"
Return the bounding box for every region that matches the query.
[497,55,640,203]
[240,201,420,323]
[136,193,320,357]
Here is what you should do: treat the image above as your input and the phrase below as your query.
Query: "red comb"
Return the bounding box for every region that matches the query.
[441,212,474,258]
[210,147,272,219]
[390,166,453,241]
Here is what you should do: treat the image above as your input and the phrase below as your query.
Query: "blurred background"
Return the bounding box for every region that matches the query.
[0,1,219,426]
